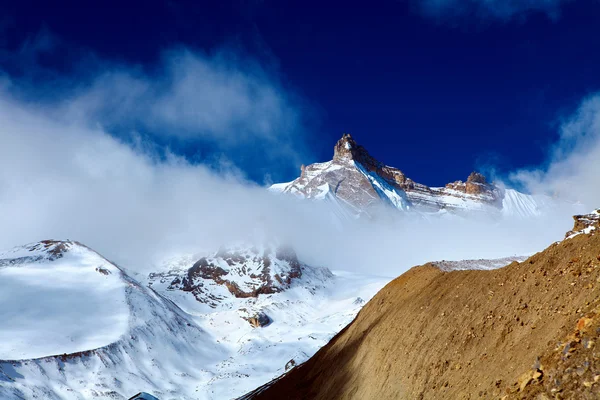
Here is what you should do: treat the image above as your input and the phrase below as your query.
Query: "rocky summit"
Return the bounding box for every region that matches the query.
[270,134,543,218]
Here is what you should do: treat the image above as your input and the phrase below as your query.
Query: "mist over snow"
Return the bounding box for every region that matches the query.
[0,48,598,277]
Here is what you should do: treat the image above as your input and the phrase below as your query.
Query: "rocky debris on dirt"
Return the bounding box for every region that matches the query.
[515,368,544,392]
[242,210,600,400]
[506,305,600,398]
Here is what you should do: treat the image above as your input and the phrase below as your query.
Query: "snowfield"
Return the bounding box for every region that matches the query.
[0,241,389,400]
[146,253,389,399]
[0,242,128,360]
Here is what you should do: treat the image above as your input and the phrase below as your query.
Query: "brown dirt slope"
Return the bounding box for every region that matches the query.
[243,215,600,399]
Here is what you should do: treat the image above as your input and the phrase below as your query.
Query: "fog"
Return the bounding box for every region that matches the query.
[0,51,597,277]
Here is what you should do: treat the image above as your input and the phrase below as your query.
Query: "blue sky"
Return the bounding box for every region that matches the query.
[2,0,600,186]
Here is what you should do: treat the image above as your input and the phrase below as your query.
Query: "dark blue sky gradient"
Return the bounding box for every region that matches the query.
[2,0,600,185]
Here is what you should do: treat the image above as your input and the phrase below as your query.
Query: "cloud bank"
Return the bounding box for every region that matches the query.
[511,94,600,208]
[415,0,570,22]
[0,45,598,278]
[2,44,312,182]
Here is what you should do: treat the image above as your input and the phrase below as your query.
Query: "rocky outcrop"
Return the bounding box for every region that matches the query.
[446,171,499,197]
[565,209,600,239]
[149,245,305,307]
[285,359,297,371]
[244,312,272,328]
[333,134,424,193]
[242,211,600,400]
[0,240,80,268]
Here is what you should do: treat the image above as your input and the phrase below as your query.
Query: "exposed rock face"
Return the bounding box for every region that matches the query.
[29,240,73,259]
[245,312,272,328]
[334,134,427,194]
[0,239,79,268]
[285,359,297,371]
[148,245,304,307]
[242,211,600,400]
[333,133,380,169]
[445,171,498,197]
[467,171,486,184]
[565,209,600,238]
[271,133,505,215]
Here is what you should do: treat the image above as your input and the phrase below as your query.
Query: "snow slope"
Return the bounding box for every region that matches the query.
[0,241,227,399]
[500,188,552,218]
[0,241,389,400]
[354,161,410,211]
[0,241,128,360]
[147,248,389,399]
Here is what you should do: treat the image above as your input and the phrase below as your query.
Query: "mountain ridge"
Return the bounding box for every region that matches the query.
[271,133,546,218]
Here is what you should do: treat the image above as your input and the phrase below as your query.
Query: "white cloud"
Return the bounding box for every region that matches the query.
[64,50,300,143]
[0,49,595,278]
[0,90,295,270]
[511,94,600,208]
[4,47,311,179]
[0,85,581,278]
[416,0,569,21]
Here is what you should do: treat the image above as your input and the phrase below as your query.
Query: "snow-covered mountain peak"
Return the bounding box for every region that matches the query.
[271,134,550,218]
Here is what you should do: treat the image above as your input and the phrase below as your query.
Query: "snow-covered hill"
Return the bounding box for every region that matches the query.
[146,245,389,398]
[0,241,389,400]
[0,241,128,360]
[0,240,227,399]
[270,134,553,218]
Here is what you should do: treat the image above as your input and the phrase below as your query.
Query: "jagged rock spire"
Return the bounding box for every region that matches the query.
[467,171,487,184]
[332,133,383,170]
[333,133,358,161]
